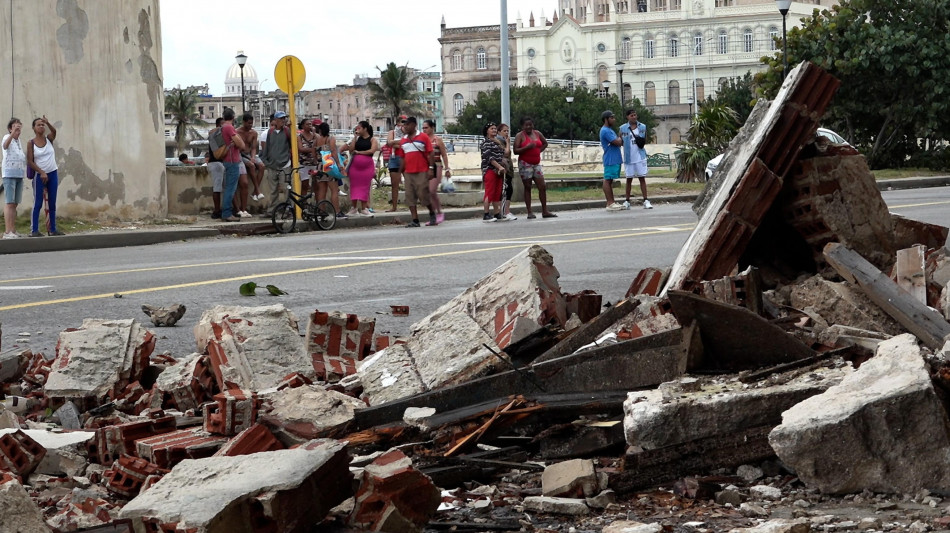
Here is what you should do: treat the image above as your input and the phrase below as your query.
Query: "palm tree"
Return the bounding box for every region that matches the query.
[165,88,208,154]
[674,102,740,183]
[368,63,426,126]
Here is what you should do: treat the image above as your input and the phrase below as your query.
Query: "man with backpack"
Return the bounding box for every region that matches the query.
[220,108,247,222]
[620,109,652,209]
[260,111,292,209]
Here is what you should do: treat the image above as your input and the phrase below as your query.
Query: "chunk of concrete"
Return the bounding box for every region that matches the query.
[153,352,217,412]
[624,365,849,449]
[262,385,364,443]
[602,521,663,533]
[769,334,950,494]
[195,305,313,391]
[45,319,155,404]
[787,276,904,336]
[0,348,30,383]
[307,309,376,382]
[142,303,187,327]
[728,519,810,533]
[120,439,352,533]
[358,246,567,405]
[542,459,599,498]
[523,496,590,516]
[749,485,782,500]
[349,449,441,533]
[0,479,53,532]
[1,428,94,477]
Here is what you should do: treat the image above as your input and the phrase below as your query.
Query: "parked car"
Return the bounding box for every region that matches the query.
[704,128,849,180]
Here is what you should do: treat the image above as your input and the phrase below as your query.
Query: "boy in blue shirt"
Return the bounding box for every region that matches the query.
[599,111,624,211]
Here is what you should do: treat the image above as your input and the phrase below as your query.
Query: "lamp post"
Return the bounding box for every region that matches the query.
[776,0,791,80]
[615,61,625,112]
[235,51,248,113]
[565,96,574,149]
[601,79,610,98]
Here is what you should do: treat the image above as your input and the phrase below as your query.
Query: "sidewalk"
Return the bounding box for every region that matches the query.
[1,176,947,255]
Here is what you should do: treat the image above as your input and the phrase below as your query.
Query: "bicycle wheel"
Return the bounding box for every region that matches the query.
[271,202,297,234]
[313,200,337,231]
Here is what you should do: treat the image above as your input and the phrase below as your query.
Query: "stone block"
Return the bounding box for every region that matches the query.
[0,478,53,532]
[613,295,679,341]
[87,414,177,465]
[602,521,663,533]
[153,352,217,412]
[45,319,155,405]
[0,428,46,476]
[349,449,441,533]
[103,455,168,498]
[262,385,364,443]
[214,423,284,457]
[0,348,31,383]
[195,305,313,391]
[542,458,599,498]
[523,496,590,516]
[624,366,848,449]
[120,439,352,533]
[788,275,904,336]
[728,519,811,533]
[135,428,228,469]
[770,334,950,494]
[7,428,94,477]
[203,389,259,436]
[307,309,376,382]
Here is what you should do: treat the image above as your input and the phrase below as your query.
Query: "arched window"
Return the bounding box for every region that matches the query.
[694,32,704,55]
[621,37,632,60]
[453,93,464,116]
[644,35,655,59]
[566,75,576,91]
[598,65,609,83]
[718,30,728,54]
[645,81,656,105]
[551,81,561,88]
[527,69,540,86]
[579,80,589,90]
[451,49,463,71]
[668,80,680,104]
[743,28,754,52]
[718,77,728,88]
[670,128,682,144]
[695,79,705,102]
[769,26,779,50]
[476,48,487,70]
[623,83,631,103]
[669,35,679,57]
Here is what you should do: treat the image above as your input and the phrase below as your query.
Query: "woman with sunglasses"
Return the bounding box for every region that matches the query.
[421,120,449,225]
[480,122,506,222]
[340,121,378,217]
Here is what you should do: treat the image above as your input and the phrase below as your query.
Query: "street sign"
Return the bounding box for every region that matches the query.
[274,56,305,95]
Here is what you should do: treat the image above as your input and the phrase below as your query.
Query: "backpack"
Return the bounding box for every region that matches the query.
[209,128,228,159]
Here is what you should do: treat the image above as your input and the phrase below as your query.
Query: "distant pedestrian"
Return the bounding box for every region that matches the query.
[386,115,407,212]
[340,120,378,217]
[314,122,345,218]
[2,118,26,238]
[205,117,225,219]
[513,117,555,219]
[495,123,517,221]
[238,113,265,204]
[620,109,651,209]
[220,108,248,222]
[480,122,507,222]
[422,119,448,225]
[26,116,63,236]
[260,110,292,208]
[398,117,435,227]
[599,111,624,211]
[297,118,318,198]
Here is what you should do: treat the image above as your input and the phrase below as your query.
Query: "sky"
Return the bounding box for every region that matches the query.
[159,0,557,95]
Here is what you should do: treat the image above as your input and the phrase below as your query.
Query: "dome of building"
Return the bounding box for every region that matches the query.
[224,50,260,96]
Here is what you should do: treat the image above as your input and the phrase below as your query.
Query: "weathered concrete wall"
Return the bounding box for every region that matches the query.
[0,1,166,220]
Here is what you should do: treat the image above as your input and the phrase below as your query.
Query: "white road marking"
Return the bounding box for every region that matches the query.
[0,286,53,290]
[649,226,686,232]
[464,240,561,245]
[266,256,414,261]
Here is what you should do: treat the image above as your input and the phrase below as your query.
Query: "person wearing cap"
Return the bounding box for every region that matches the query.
[398,117,435,227]
[599,110,624,212]
[260,110,293,209]
[385,115,408,211]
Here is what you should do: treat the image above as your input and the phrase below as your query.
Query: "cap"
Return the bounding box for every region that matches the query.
[398,114,408,120]
[601,110,615,120]
[274,111,288,119]
[312,118,322,125]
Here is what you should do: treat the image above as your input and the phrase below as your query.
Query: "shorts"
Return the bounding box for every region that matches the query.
[604,164,621,180]
[403,171,430,207]
[242,155,263,167]
[300,166,316,182]
[208,162,224,193]
[483,169,502,202]
[388,155,402,171]
[239,162,247,175]
[518,160,544,180]
[625,161,648,178]
[3,177,24,204]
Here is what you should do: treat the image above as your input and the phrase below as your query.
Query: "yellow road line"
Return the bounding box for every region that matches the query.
[0,226,692,311]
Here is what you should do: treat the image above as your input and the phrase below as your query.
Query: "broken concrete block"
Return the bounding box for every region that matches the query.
[542,458,599,498]
[602,521,663,533]
[728,519,810,533]
[349,449,441,533]
[45,319,155,405]
[203,389,259,436]
[586,489,617,509]
[45,495,122,532]
[213,423,284,457]
[0,408,19,430]
[0,478,53,532]
[624,365,849,449]
[135,428,228,469]
[153,352,217,413]
[120,439,351,533]
[0,348,30,383]
[87,414,177,465]
[749,485,782,500]
[787,275,904,336]
[612,295,679,341]
[196,305,314,392]
[0,428,46,476]
[103,455,168,497]
[142,303,187,327]
[261,385,364,443]
[770,334,950,494]
[53,401,82,430]
[7,428,94,477]
[523,496,590,516]
[307,309,376,382]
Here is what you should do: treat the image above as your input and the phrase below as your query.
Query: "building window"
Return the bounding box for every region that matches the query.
[671,0,681,10]
[670,128,682,144]
[645,81,656,105]
[621,37,631,60]
[715,0,733,5]
[623,83,631,103]
[669,36,679,57]
[718,77,729,88]
[452,49,463,70]
[652,0,667,10]
[567,75,576,91]
[694,33,704,55]
[695,79,705,101]
[718,30,728,54]
[476,48,487,70]
[744,28,754,52]
[552,81,561,88]
[527,69,540,86]
[527,47,536,58]
[669,80,680,104]
[598,64,609,83]
[769,26,779,50]
[644,36,655,59]
[637,0,647,11]
[453,93,464,115]
[579,80,588,90]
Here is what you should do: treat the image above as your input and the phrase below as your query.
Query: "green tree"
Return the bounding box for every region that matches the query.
[756,0,950,168]
[165,88,207,154]
[368,63,426,125]
[445,85,657,142]
[703,72,757,125]
[674,102,741,183]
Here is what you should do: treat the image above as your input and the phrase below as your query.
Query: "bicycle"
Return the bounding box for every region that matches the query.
[271,167,336,233]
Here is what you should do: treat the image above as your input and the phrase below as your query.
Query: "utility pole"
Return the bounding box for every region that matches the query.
[500,0,510,127]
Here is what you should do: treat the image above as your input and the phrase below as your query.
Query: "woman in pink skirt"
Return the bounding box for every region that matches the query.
[340,120,378,217]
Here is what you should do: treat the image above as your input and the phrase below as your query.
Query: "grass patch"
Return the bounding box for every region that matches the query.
[872,168,949,179]
[1,215,104,236]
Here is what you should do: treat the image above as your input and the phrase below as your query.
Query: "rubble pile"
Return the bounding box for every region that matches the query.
[3,62,950,532]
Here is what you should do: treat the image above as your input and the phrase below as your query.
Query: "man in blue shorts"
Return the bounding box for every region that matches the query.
[599,111,624,211]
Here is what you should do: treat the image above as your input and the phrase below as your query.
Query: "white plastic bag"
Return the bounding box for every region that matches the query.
[441,175,456,193]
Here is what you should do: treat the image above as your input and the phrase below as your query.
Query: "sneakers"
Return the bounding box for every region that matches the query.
[359,209,374,217]
[252,193,264,201]
[211,211,222,219]
[606,202,624,212]
[238,210,252,218]
[337,211,348,219]
[482,212,495,222]
[426,214,438,226]
[494,213,505,222]
[346,208,358,217]
[48,231,65,236]
[623,201,631,210]
[436,213,445,224]
[406,220,420,228]
[643,199,653,209]
[504,213,518,221]
[29,231,43,237]
[2,232,19,239]
[224,216,241,222]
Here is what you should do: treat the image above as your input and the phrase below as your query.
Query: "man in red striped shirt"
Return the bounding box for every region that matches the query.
[398,117,436,227]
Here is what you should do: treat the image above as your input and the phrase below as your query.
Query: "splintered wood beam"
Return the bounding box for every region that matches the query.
[895,245,927,304]
[824,242,950,350]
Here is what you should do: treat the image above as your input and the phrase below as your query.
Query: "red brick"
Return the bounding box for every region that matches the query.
[103,455,168,498]
[349,449,441,532]
[135,429,227,469]
[214,424,285,457]
[0,430,46,476]
[87,414,177,465]
[203,389,260,436]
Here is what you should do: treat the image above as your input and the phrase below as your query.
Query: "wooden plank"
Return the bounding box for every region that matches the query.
[533,297,639,364]
[895,245,927,304]
[824,242,950,350]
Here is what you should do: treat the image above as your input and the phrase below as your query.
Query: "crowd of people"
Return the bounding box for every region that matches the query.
[2,116,62,238]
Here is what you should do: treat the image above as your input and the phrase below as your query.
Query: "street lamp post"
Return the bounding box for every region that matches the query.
[235,51,248,113]
[601,79,611,98]
[776,0,791,80]
[615,61,625,112]
[565,96,574,149]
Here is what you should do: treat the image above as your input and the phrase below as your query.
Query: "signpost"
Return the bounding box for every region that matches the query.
[274,56,306,207]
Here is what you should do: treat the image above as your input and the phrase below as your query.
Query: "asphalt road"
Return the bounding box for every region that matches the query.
[2,186,949,359]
